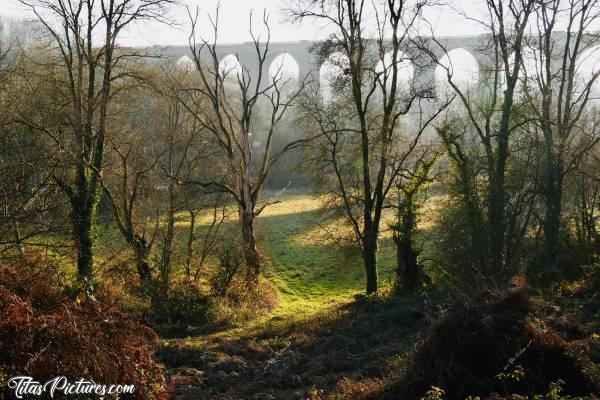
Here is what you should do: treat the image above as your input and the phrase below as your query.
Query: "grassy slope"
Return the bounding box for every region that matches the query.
[23,194,394,321]
[257,195,391,320]
[161,195,600,399]
[165,194,398,344]
[24,194,435,399]
[15,195,600,398]
[253,192,444,322]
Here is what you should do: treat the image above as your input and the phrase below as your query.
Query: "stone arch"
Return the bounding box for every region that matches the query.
[435,48,479,95]
[269,53,300,84]
[503,46,542,99]
[578,45,600,77]
[320,51,350,104]
[176,55,194,72]
[218,54,243,81]
[577,45,600,104]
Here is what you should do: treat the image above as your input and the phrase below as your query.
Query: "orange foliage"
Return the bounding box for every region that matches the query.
[0,256,166,399]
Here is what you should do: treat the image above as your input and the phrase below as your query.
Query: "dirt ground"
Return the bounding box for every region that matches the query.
[160,295,436,400]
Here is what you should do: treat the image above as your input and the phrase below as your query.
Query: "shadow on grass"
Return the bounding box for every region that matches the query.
[198,204,367,299]
[159,292,445,400]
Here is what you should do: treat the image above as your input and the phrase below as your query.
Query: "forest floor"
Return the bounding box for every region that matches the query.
[158,195,444,399]
[160,293,440,400]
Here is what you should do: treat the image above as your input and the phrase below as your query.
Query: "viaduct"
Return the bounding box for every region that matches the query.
[143,33,594,92]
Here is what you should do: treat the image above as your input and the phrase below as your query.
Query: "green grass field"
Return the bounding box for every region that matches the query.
[249,195,406,321]
[254,193,445,321]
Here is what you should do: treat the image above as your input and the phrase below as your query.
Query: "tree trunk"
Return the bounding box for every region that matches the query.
[71,197,95,289]
[394,195,421,293]
[398,240,420,293]
[132,236,152,289]
[135,258,152,288]
[487,173,506,274]
[240,207,260,279]
[160,218,175,297]
[13,219,25,257]
[544,153,564,273]
[485,77,514,278]
[486,145,507,275]
[159,182,177,298]
[363,226,378,295]
[185,210,197,281]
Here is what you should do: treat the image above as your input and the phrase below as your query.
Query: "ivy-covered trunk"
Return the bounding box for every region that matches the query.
[70,175,99,288]
[132,236,152,288]
[543,150,564,275]
[159,180,177,298]
[393,191,421,293]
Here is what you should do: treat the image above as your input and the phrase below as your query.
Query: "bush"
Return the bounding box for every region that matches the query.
[581,262,600,292]
[381,288,599,400]
[0,256,166,399]
[206,236,278,327]
[0,254,64,312]
[149,281,213,336]
[207,276,278,327]
[431,197,490,291]
[149,271,278,337]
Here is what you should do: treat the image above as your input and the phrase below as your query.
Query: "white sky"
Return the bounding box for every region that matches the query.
[3,0,484,46]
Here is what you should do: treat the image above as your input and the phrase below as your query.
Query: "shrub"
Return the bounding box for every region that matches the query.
[149,281,212,336]
[210,236,247,297]
[0,256,166,399]
[203,275,278,331]
[381,289,598,400]
[0,254,64,312]
[207,237,278,327]
[150,258,278,335]
[581,262,600,292]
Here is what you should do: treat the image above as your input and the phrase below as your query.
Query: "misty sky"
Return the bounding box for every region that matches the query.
[3,0,486,46]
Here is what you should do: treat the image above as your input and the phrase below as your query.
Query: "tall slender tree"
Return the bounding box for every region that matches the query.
[422,0,536,281]
[180,7,309,279]
[18,0,174,290]
[524,0,600,274]
[289,0,445,294]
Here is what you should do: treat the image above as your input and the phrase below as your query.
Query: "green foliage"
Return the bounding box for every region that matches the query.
[390,152,438,294]
[431,195,485,289]
[496,365,526,383]
[581,262,600,290]
[421,386,445,400]
[532,380,571,400]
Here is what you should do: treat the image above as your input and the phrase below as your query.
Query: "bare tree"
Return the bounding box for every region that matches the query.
[18,0,175,290]
[289,0,446,294]
[0,48,72,259]
[420,0,536,281]
[101,111,162,289]
[523,0,600,275]
[570,145,600,260]
[154,79,211,298]
[179,7,310,279]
